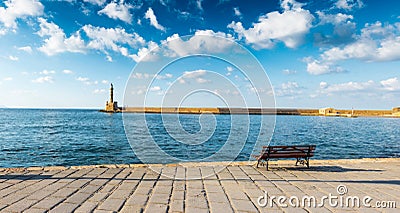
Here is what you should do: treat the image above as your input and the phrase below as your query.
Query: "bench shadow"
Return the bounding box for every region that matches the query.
[301,179,400,185]
[274,165,384,172]
[0,174,54,180]
[284,166,384,172]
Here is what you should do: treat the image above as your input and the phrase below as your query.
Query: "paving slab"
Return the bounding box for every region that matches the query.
[0,158,398,212]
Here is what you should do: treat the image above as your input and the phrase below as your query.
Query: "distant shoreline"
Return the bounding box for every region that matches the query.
[100,107,400,118]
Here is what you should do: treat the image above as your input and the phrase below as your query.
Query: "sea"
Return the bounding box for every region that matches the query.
[0,108,399,168]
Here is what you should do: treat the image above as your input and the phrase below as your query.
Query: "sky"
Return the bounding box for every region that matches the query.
[0,0,399,109]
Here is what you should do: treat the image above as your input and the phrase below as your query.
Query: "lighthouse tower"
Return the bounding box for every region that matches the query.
[109,83,114,104]
[105,83,119,112]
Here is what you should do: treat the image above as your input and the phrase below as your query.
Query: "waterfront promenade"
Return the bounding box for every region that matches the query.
[0,158,398,212]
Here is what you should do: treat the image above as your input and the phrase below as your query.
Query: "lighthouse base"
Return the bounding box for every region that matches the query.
[103,101,120,113]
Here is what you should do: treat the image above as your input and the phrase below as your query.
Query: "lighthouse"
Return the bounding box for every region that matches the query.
[109,83,114,104]
[105,83,119,112]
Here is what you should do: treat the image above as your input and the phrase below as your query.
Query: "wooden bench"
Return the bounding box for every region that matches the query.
[254,145,316,170]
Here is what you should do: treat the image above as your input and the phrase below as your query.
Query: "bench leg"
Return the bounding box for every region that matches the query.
[295,158,300,166]
[266,159,269,171]
[306,157,310,168]
[256,160,260,168]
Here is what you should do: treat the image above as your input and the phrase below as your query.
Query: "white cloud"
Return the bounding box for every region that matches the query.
[155,73,173,80]
[282,81,299,89]
[317,11,354,25]
[98,2,132,23]
[226,66,234,76]
[134,89,144,95]
[380,77,400,91]
[93,89,106,94]
[228,0,313,49]
[182,69,207,78]
[3,77,13,81]
[178,78,186,84]
[149,86,161,91]
[189,0,203,12]
[307,21,400,75]
[275,81,302,97]
[129,41,158,62]
[76,76,96,85]
[0,0,44,29]
[177,70,211,84]
[40,70,56,75]
[213,89,239,96]
[304,57,344,75]
[176,10,192,20]
[144,8,166,31]
[282,69,297,75]
[130,72,173,80]
[280,0,305,11]
[106,55,113,62]
[334,0,363,11]
[315,11,356,45]
[319,81,328,89]
[62,69,73,74]
[37,18,86,56]
[76,77,89,82]
[233,7,242,18]
[101,80,108,84]
[196,78,210,84]
[130,72,153,79]
[164,30,235,56]
[32,76,53,83]
[317,78,400,97]
[248,86,272,95]
[82,25,145,57]
[0,28,7,35]
[131,30,236,62]
[17,46,32,53]
[8,55,18,61]
[83,0,106,6]
[319,80,375,93]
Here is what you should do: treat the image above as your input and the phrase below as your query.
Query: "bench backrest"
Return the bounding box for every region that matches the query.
[260,145,316,158]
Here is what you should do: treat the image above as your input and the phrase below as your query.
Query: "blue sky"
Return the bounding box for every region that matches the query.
[0,0,399,109]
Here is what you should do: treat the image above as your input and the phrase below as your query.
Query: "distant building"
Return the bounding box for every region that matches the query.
[393,107,400,116]
[319,107,336,115]
[105,83,119,112]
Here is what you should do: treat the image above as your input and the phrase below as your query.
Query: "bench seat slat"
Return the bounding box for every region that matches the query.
[262,153,314,158]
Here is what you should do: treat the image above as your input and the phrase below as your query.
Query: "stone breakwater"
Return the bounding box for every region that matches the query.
[104,107,400,117]
[114,107,318,115]
[0,158,398,212]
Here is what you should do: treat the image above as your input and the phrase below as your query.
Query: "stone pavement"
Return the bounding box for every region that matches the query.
[0,158,398,213]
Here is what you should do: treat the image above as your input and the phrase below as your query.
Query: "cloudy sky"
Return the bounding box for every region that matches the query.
[0,0,399,109]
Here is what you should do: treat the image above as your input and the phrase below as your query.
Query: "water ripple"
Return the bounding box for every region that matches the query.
[0,109,399,167]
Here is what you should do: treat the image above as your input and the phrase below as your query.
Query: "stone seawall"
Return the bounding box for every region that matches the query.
[114,107,399,117]
[334,109,393,117]
[121,107,320,115]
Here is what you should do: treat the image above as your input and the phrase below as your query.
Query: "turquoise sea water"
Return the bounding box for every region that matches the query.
[0,108,399,167]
